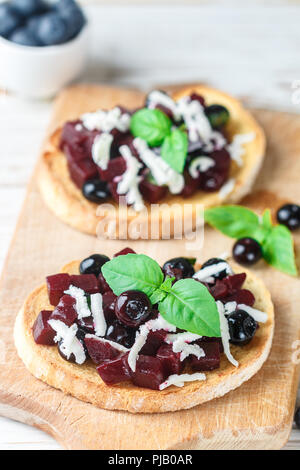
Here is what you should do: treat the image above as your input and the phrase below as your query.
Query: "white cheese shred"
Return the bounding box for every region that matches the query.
[166,332,204,361]
[90,293,107,337]
[193,262,232,282]
[64,285,91,319]
[238,304,268,323]
[188,156,215,178]
[159,372,206,390]
[92,132,113,171]
[118,145,145,212]
[128,325,149,372]
[217,301,239,367]
[48,320,86,365]
[226,132,255,166]
[81,107,130,133]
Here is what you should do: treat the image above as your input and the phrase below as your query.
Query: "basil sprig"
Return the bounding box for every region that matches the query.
[161,128,188,173]
[102,254,220,337]
[130,109,172,147]
[130,108,188,174]
[205,205,297,276]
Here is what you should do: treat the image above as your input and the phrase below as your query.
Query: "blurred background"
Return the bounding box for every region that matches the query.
[0,0,300,449]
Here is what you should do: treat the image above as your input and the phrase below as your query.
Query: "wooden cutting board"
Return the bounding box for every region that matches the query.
[0,84,299,450]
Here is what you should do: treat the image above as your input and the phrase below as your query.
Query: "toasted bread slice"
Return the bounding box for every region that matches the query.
[14,260,274,413]
[38,85,266,238]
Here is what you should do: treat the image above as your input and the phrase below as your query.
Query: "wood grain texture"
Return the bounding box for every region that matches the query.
[0,84,299,449]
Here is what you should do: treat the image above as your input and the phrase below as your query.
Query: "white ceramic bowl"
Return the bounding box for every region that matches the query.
[0,25,89,99]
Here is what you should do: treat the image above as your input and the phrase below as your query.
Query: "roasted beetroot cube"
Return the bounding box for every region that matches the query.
[102,291,117,322]
[46,273,71,306]
[32,310,56,345]
[64,142,87,162]
[132,355,166,390]
[190,92,206,107]
[113,247,136,257]
[98,157,126,182]
[156,344,183,376]
[139,179,167,204]
[225,289,255,306]
[111,132,139,159]
[68,158,98,189]
[209,280,229,300]
[140,330,166,356]
[50,295,77,326]
[60,120,82,150]
[96,353,131,385]
[223,273,246,294]
[191,341,220,371]
[98,273,112,294]
[85,335,120,364]
[199,336,223,353]
[180,172,200,198]
[77,316,95,334]
[70,274,99,294]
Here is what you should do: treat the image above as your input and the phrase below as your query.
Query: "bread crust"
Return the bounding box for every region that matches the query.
[38,85,266,237]
[14,260,274,414]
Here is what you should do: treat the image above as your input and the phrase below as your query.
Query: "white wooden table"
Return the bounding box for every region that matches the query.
[0,0,300,450]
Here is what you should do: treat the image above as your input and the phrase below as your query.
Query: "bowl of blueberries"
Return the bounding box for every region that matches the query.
[0,0,88,98]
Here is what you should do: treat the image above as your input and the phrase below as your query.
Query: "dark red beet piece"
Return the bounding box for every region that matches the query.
[96,353,131,385]
[50,295,77,326]
[223,273,246,294]
[140,330,166,356]
[139,179,168,204]
[180,173,201,198]
[46,273,71,306]
[209,280,230,300]
[132,355,166,390]
[98,272,112,294]
[156,344,183,376]
[191,341,220,371]
[84,335,120,364]
[68,158,99,189]
[102,291,117,322]
[98,156,126,182]
[225,289,255,306]
[70,274,99,294]
[113,247,136,257]
[77,316,95,334]
[190,92,206,107]
[32,310,56,345]
[200,149,230,192]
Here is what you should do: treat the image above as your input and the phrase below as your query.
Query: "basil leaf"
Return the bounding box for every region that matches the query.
[102,254,164,302]
[161,129,188,173]
[130,108,172,147]
[262,225,298,276]
[261,209,272,231]
[150,289,168,305]
[158,279,221,337]
[205,205,266,243]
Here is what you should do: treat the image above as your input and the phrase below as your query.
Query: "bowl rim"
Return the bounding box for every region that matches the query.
[0,23,88,54]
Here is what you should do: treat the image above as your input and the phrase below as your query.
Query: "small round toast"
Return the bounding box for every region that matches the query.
[14,260,274,414]
[38,85,266,238]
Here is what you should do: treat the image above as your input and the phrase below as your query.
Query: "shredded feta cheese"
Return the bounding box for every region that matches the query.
[133,138,184,194]
[117,145,145,212]
[90,293,107,337]
[159,372,206,390]
[166,332,204,361]
[81,107,130,133]
[92,132,113,171]
[64,285,90,319]
[238,304,268,323]
[193,262,232,282]
[226,132,255,166]
[177,97,212,144]
[217,301,238,367]
[48,320,86,365]
[224,301,237,316]
[189,156,215,178]
[85,334,129,353]
[219,178,235,200]
[146,314,177,333]
[128,325,149,372]
[147,90,181,121]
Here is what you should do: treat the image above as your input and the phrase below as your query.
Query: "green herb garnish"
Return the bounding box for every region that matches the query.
[205,205,297,276]
[161,128,188,173]
[130,108,172,147]
[102,253,220,337]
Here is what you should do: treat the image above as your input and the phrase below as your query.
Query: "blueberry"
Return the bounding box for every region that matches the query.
[205,105,230,129]
[227,309,257,345]
[10,0,47,17]
[82,179,110,203]
[233,238,262,266]
[55,0,85,39]
[9,27,41,46]
[80,254,110,276]
[277,203,300,231]
[162,257,195,279]
[36,12,69,45]
[115,290,152,328]
[0,3,22,38]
